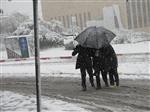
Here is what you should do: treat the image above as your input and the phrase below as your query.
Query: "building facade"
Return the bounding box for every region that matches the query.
[126,0,150,32]
[41,0,150,32]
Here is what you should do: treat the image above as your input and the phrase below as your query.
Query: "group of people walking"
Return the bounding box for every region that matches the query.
[72,44,119,91]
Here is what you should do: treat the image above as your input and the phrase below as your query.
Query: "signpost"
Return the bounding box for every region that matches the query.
[33,0,41,112]
[8,0,41,111]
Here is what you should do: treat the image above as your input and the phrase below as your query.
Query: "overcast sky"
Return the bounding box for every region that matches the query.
[0,0,42,18]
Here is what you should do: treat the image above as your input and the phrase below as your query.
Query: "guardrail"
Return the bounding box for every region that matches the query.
[0,52,149,63]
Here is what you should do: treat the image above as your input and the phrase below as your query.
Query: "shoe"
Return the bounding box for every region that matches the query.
[82,88,87,91]
[116,82,119,87]
[82,87,87,91]
[96,86,101,90]
[110,86,115,88]
[105,85,109,88]
[115,86,119,88]
[105,83,109,87]
[91,83,95,88]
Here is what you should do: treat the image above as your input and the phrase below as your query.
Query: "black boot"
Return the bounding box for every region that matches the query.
[96,75,101,90]
[91,83,95,88]
[116,80,119,87]
[82,86,87,91]
[105,82,109,87]
[96,86,101,90]
[89,77,95,88]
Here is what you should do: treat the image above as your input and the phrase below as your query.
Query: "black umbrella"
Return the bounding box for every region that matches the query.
[75,26,116,49]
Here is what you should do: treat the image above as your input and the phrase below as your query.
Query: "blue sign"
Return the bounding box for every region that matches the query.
[19,37,29,58]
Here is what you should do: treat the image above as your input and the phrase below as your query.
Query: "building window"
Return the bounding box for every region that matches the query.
[58,16,61,22]
[87,12,91,20]
[147,0,150,26]
[66,15,70,28]
[74,14,78,26]
[126,0,132,29]
[50,18,53,21]
[0,9,4,15]
[132,0,138,28]
[137,0,143,27]
[83,12,87,27]
[62,16,66,27]
[70,15,73,27]
[145,0,149,26]
[143,0,147,27]
[126,0,149,29]
[79,13,83,30]
[135,0,139,28]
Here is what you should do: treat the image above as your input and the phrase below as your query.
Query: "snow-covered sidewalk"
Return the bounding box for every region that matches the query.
[0,91,91,112]
[0,41,149,78]
[0,61,150,79]
[0,41,150,60]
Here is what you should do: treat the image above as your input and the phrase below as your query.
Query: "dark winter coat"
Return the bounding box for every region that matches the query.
[93,53,105,71]
[92,44,118,72]
[100,44,118,72]
[72,45,92,69]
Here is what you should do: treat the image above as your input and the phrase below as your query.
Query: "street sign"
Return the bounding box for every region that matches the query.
[19,37,29,58]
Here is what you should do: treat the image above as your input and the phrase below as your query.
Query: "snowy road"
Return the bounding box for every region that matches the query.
[1,57,149,112]
[1,77,150,112]
[0,43,149,112]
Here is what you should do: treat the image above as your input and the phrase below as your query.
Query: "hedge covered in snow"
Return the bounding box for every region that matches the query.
[13,19,64,49]
[0,12,29,34]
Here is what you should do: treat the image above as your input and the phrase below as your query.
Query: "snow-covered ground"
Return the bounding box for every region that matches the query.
[0,41,150,112]
[0,41,150,79]
[0,91,91,112]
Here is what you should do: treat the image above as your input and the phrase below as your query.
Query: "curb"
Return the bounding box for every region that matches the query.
[0,52,149,63]
[0,56,73,63]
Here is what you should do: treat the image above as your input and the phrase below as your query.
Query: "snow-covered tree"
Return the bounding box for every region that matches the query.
[0,12,29,34]
[13,19,65,49]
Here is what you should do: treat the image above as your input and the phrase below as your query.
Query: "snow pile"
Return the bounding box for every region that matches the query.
[130,31,150,43]
[0,91,91,112]
[113,41,149,54]
[112,29,150,44]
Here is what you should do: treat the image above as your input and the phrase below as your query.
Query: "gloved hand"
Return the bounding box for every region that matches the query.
[72,51,76,56]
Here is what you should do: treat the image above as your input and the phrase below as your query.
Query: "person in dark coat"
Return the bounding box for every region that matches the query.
[103,44,119,86]
[72,45,95,91]
[91,49,109,89]
[93,44,119,87]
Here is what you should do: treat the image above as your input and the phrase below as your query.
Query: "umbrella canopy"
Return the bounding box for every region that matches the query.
[75,26,116,49]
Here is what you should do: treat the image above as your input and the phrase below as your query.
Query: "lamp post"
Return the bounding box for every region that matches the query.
[7,0,41,111]
[33,0,41,112]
